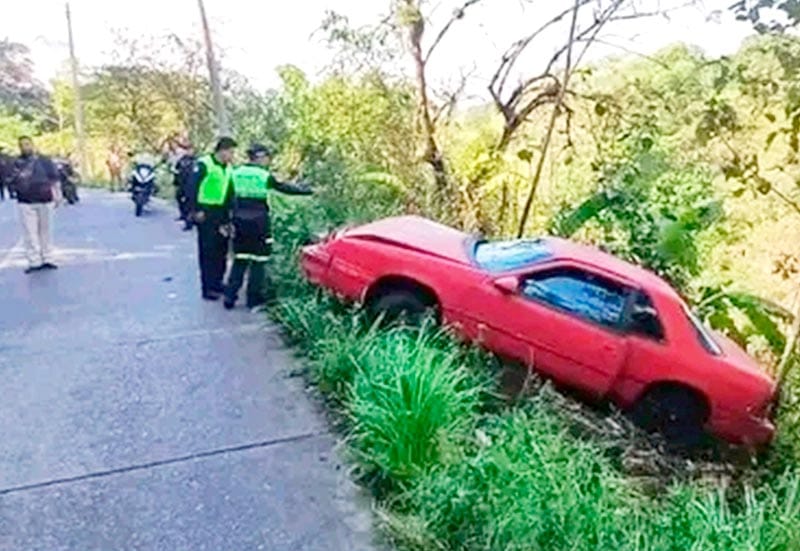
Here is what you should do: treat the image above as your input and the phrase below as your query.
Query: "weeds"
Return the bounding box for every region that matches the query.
[348,328,486,491]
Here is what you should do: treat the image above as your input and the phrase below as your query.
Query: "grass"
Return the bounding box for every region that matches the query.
[267,199,800,551]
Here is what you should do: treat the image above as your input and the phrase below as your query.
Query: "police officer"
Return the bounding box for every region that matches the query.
[223,143,311,310]
[191,136,237,300]
[172,141,196,231]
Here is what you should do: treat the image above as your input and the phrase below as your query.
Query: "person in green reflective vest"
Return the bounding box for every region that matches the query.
[223,143,312,310]
[190,136,237,300]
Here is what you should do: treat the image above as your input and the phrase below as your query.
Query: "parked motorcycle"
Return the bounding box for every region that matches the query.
[53,157,80,204]
[129,163,157,217]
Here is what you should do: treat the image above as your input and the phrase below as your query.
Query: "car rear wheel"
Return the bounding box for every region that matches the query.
[631,386,708,447]
[368,289,432,326]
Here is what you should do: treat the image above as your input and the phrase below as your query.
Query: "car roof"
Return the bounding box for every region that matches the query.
[543,237,677,297]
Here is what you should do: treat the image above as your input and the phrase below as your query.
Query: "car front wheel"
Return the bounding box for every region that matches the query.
[368,289,432,326]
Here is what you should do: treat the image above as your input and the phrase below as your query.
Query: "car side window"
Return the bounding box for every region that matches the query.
[520,268,628,329]
[627,292,665,341]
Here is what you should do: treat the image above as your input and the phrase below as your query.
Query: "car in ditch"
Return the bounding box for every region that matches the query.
[300,215,777,447]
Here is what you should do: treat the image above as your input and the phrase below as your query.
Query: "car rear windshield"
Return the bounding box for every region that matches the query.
[474,239,553,272]
[685,307,723,356]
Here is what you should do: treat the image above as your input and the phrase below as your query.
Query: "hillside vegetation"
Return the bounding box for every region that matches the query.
[3,2,800,548]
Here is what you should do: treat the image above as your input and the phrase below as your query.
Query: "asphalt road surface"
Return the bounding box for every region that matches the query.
[0,190,375,550]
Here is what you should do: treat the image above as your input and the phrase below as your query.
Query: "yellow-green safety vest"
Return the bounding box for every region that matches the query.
[196,154,233,206]
[231,164,272,202]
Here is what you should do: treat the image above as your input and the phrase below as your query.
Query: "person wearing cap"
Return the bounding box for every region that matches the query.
[223,143,312,310]
[171,139,196,231]
[190,136,237,300]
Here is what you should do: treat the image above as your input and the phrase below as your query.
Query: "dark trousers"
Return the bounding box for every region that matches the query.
[197,212,228,295]
[224,259,270,307]
[176,186,192,222]
[0,182,5,200]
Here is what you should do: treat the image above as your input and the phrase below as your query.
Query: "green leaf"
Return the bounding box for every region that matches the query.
[517,149,533,163]
[594,102,607,116]
[766,130,778,150]
[726,293,788,354]
[708,309,748,347]
[765,112,777,122]
[356,171,406,193]
[725,292,793,320]
[550,190,619,237]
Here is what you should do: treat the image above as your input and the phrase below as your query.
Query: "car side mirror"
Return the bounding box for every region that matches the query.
[493,276,519,295]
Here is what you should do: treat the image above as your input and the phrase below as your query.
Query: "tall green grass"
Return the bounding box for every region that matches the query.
[269,199,800,551]
[348,328,485,488]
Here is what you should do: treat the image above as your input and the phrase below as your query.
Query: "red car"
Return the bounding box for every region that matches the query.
[301,215,777,446]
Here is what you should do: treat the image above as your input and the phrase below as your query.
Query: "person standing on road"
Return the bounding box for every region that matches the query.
[106,145,123,191]
[10,136,62,273]
[223,143,312,310]
[0,148,12,201]
[190,137,237,301]
[172,140,196,231]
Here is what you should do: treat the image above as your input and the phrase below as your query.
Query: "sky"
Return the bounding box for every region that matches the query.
[2,0,756,100]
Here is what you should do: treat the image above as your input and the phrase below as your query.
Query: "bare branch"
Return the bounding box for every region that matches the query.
[491,0,697,147]
[516,0,582,238]
[432,68,473,126]
[424,0,484,63]
[489,0,593,105]
[772,186,800,217]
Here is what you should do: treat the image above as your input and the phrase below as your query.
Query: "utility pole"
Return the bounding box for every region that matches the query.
[197,0,229,136]
[65,2,89,177]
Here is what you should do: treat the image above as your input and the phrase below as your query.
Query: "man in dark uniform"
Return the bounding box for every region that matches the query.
[223,143,312,310]
[172,142,196,231]
[0,148,12,200]
[190,136,237,301]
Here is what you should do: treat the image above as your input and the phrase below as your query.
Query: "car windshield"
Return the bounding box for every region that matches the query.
[474,239,553,272]
[685,307,723,356]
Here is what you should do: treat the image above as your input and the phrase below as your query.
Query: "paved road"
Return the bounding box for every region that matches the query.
[0,191,374,550]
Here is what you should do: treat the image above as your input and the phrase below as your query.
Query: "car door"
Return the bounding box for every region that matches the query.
[612,290,679,407]
[478,265,632,398]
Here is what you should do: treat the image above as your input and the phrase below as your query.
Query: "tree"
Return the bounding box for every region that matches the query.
[318,10,402,76]
[730,0,800,33]
[727,2,800,391]
[392,0,485,198]
[0,40,51,125]
[486,1,700,236]
[83,33,214,149]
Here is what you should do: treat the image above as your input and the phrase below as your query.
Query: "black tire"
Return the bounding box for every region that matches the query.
[368,289,431,326]
[135,201,144,217]
[631,386,708,446]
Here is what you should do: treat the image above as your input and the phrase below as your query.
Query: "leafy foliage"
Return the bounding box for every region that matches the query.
[552,132,722,291]
[0,40,50,125]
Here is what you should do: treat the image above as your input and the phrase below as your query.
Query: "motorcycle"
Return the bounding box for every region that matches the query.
[129,163,157,217]
[53,157,80,205]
